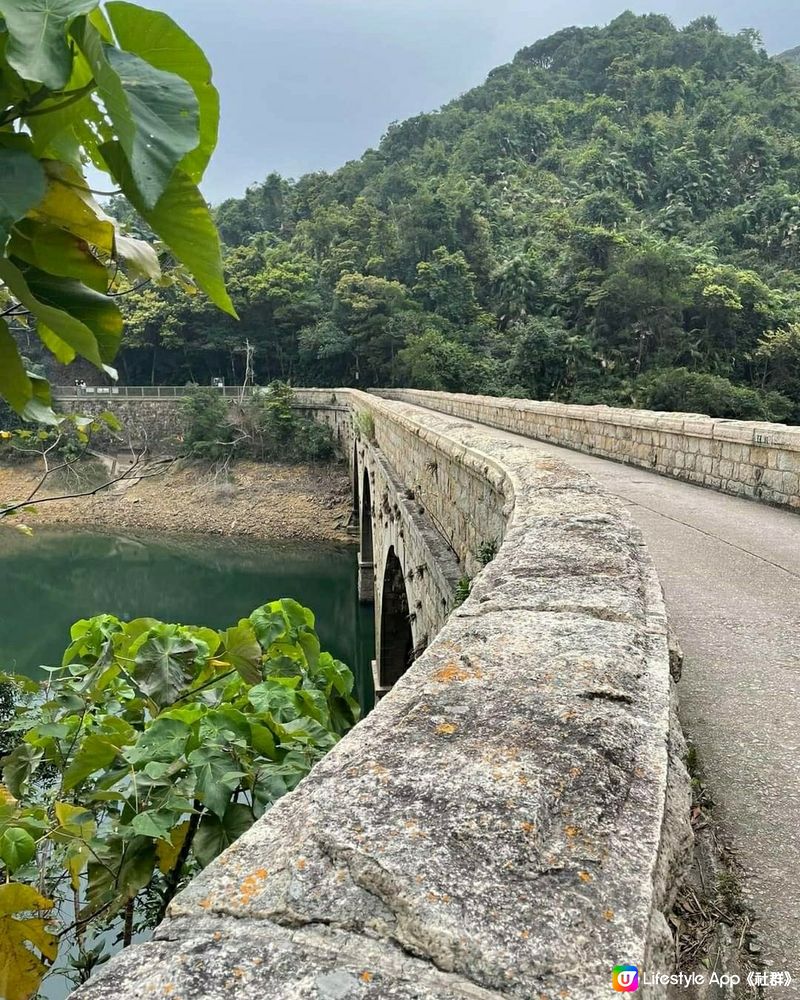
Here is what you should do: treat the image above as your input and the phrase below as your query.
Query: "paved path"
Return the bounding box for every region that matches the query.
[451,417,800,989]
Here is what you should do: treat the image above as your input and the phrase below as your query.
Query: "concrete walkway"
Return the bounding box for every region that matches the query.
[448,416,800,989]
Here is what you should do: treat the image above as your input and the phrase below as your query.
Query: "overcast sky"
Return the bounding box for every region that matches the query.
[151,1,800,204]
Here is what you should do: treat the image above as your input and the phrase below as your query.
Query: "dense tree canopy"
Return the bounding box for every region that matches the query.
[36,14,800,421]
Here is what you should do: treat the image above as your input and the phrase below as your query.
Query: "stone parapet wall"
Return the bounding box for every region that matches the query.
[376,389,800,510]
[73,389,690,1000]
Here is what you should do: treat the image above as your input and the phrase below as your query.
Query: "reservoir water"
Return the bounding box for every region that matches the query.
[0,526,375,998]
[0,527,375,710]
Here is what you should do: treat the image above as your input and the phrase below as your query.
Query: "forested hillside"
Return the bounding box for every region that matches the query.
[116,13,800,421]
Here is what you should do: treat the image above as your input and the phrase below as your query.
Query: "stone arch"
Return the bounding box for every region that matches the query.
[378,546,414,690]
[358,468,375,603]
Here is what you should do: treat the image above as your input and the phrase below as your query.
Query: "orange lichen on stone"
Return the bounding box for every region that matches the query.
[296,857,307,871]
[578,871,592,883]
[238,869,269,905]
[360,971,374,983]
[198,898,212,910]
[164,986,174,996]
[564,825,580,840]
[520,821,536,834]
[426,890,452,903]
[436,722,457,735]
[603,907,615,921]
[432,662,482,683]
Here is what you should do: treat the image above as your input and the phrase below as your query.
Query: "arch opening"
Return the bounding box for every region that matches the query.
[351,439,359,519]
[378,547,414,689]
[358,468,375,603]
[360,470,374,564]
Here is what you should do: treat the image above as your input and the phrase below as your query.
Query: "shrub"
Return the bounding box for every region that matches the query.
[236,382,335,462]
[0,600,358,992]
[178,387,233,458]
[636,368,794,421]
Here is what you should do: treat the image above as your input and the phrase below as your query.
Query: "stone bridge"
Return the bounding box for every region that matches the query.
[65,388,800,999]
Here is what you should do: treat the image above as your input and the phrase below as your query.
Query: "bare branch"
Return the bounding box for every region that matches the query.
[0,449,177,519]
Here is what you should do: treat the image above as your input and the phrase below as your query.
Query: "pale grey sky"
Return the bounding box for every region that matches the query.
[143,1,800,203]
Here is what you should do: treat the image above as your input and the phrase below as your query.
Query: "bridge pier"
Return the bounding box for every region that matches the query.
[357,554,374,602]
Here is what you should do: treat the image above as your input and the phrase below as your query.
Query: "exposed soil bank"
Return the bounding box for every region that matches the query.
[0,459,353,543]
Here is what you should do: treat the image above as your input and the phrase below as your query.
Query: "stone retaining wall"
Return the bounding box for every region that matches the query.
[56,397,184,454]
[72,389,690,1000]
[376,389,800,511]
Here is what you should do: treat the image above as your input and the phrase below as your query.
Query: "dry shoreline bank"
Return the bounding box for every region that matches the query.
[0,459,354,543]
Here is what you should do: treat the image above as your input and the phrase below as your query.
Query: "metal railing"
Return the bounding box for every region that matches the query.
[52,385,255,400]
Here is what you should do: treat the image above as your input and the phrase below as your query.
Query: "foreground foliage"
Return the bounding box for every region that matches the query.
[113,14,800,421]
[0,0,232,420]
[0,600,358,996]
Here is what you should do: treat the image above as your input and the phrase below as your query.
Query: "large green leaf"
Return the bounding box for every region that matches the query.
[133,630,198,707]
[124,717,191,766]
[0,258,102,367]
[248,680,301,724]
[0,319,33,413]
[193,803,253,868]
[101,140,236,315]
[20,263,122,360]
[2,743,43,800]
[249,606,288,649]
[0,0,99,88]
[0,828,36,873]
[85,836,155,918]
[62,733,120,791]
[220,623,262,685]
[187,747,243,820]
[106,0,219,182]
[76,20,199,210]
[0,149,46,250]
[0,258,120,366]
[130,809,179,843]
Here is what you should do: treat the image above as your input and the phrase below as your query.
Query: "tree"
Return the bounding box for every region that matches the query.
[0,0,233,420]
[412,247,478,325]
[333,273,413,384]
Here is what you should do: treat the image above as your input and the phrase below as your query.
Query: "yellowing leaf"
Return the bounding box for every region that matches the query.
[0,786,17,808]
[155,820,190,874]
[30,162,115,254]
[0,883,57,1000]
[53,802,95,841]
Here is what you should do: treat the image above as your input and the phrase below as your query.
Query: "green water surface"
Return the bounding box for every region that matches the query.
[0,527,375,710]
